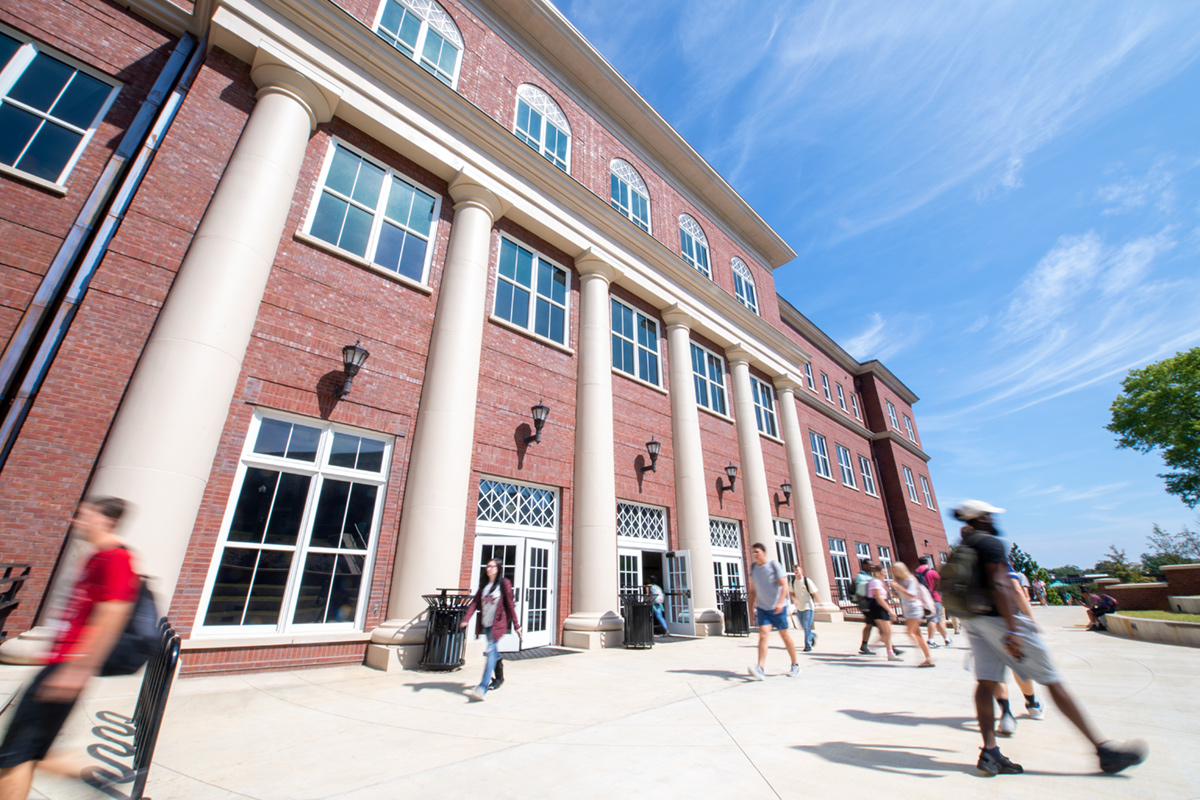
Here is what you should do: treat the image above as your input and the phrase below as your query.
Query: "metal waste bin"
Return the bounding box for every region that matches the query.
[718,589,750,636]
[419,588,473,671]
[621,589,654,649]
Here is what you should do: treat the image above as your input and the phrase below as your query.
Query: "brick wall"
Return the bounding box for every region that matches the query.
[1104,583,1171,612]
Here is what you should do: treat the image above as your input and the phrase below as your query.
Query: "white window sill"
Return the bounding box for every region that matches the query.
[759,431,784,446]
[613,367,667,395]
[1,162,68,195]
[182,630,372,650]
[815,472,836,483]
[488,314,575,355]
[294,230,433,295]
[697,404,734,424]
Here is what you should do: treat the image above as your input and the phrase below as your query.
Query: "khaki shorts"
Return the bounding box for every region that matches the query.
[964,613,1061,685]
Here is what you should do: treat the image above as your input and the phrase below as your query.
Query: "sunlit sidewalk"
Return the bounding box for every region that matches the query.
[6,606,1195,799]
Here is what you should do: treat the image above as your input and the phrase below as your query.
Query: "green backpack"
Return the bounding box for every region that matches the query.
[940,533,991,619]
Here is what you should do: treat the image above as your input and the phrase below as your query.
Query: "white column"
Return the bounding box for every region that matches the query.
[661,305,721,633]
[562,252,623,649]
[370,172,508,658]
[726,347,773,550]
[777,377,840,619]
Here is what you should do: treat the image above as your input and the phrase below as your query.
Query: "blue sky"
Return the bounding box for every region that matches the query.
[557,1,1200,569]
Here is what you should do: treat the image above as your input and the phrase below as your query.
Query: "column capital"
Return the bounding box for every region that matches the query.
[661,303,695,331]
[251,45,341,129]
[575,248,620,283]
[449,169,511,222]
[725,344,754,367]
[775,375,802,394]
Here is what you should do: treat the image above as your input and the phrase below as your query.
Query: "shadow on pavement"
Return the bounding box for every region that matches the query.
[666,668,748,681]
[404,680,476,696]
[838,708,976,730]
[791,741,975,777]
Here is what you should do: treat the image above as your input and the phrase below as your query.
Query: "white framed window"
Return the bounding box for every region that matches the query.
[374,0,463,87]
[902,466,918,502]
[514,84,569,172]
[690,342,727,415]
[940,551,949,565]
[732,257,758,314]
[751,376,778,437]
[808,431,832,479]
[903,414,917,442]
[196,412,392,634]
[0,29,120,186]
[610,158,650,232]
[493,237,570,345]
[855,542,872,576]
[679,214,710,279]
[886,400,899,430]
[835,444,856,488]
[878,545,892,578]
[836,383,847,411]
[820,372,832,402]
[773,518,797,573]
[829,537,851,601]
[304,141,440,284]
[920,475,936,509]
[803,363,815,390]
[710,517,744,593]
[850,393,861,420]
[611,298,660,386]
[858,455,877,496]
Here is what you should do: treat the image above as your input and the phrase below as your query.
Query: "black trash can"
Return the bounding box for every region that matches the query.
[621,589,654,649]
[719,589,750,636]
[419,588,473,671]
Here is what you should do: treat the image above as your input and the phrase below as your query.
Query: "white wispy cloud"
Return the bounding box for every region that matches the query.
[1096,156,1181,215]
[843,312,932,362]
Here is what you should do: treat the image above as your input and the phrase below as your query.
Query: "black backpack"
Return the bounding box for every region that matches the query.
[100,578,161,676]
[940,534,990,619]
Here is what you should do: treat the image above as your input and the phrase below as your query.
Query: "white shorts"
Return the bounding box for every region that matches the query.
[964,614,1061,685]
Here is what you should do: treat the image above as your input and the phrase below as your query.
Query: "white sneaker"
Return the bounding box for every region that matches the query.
[887,651,903,662]
[747,664,766,681]
[466,686,485,701]
[945,637,953,646]
[1027,702,1045,720]
[997,711,1017,736]
[786,663,802,677]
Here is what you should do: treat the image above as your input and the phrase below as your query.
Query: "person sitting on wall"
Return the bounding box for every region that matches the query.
[1086,592,1118,631]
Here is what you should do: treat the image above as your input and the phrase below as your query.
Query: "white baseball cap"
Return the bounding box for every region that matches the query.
[955,499,1006,519]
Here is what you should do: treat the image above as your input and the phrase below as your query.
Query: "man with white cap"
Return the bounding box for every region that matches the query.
[954,499,1147,776]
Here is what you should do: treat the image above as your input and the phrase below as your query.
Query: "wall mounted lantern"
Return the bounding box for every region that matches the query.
[640,438,661,473]
[777,482,792,507]
[335,340,370,398]
[718,463,738,497]
[524,401,550,444]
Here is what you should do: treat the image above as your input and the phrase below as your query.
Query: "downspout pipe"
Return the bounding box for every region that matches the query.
[0,33,203,465]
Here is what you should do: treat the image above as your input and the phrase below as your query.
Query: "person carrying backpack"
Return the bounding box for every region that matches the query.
[0,498,140,798]
[952,499,1147,777]
[916,556,952,648]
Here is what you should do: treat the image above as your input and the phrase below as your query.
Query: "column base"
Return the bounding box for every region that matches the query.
[365,618,428,672]
[813,602,844,623]
[562,610,624,649]
[562,629,624,649]
[0,626,55,665]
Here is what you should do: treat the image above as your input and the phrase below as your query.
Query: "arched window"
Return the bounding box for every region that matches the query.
[375,0,463,87]
[610,158,651,232]
[731,257,758,314]
[514,85,570,172]
[679,214,710,278]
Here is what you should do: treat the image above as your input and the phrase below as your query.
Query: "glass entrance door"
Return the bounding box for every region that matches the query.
[473,535,554,651]
[664,550,695,636]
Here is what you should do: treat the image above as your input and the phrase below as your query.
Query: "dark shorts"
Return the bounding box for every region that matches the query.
[0,664,78,767]
[866,602,892,623]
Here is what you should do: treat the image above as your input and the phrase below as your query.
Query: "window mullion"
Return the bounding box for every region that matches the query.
[364,169,392,263]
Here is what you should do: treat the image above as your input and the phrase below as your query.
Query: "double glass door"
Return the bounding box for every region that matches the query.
[663,550,695,636]
[472,535,554,651]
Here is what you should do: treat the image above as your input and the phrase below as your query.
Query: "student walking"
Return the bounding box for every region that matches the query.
[890,562,934,667]
[0,498,140,799]
[916,556,952,647]
[952,499,1147,776]
[460,558,521,702]
[746,543,800,679]
[865,563,902,662]
[790,563,819,652]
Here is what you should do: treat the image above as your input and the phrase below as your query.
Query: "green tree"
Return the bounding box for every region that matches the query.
[1108,347,1200,507]
[1140,523,1200,573]
[1008,542,1039,580]
[1094,545,1149,584]
[1048,564,1083,578]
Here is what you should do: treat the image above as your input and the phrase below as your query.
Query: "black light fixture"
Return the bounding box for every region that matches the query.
[718,463,738,497]
[640,438,661,473]
[778,482,792,507]
[524,401,550,444]
[335,340,370,398]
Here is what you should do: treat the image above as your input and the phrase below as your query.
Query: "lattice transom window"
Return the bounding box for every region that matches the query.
[617,502,666,542]
[732,257,758,314]
[477,479,556,529]
[375,0,463,86]
[679,214,710,278]
[610,158,651,232]
[514,84,570,172]
[709,518,741,551]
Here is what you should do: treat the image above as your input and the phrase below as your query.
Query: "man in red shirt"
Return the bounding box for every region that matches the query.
[0,497,139,798]
[917,556,952,648]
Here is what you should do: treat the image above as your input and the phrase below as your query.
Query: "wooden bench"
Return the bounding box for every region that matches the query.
[0,564,31,642]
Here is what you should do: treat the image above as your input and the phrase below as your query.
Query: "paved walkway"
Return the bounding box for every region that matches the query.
[4,606,1196,799]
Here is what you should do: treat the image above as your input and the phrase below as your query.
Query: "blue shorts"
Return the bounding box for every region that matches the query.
[756,607,789,630]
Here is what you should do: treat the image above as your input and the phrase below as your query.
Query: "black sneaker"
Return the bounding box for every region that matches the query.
[1097,740,1147,774]
[977,747,1023,775]
[858,645,873,655]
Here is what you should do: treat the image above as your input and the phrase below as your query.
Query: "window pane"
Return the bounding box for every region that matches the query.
[292,552,333,624]
[640,349,658,383]
[243,549,293,625]
[203,547,258,625]
[408,189,435,236]
[309,193,348,246]
[350,159,384,206]
[534,298,550,339]
[549,304,564,343]
[227,468,279,544]
[397,10,421,52]
[637,317,657,350]
[357,438,385,472]
[17,123,80,181]
[514,245,533,287]
[329,432,360,469]
[311,479,351,548]
[9,54,73,112]
[0,104,41,167]
[253,418,292,458]
[263,472,312,546]
[0,32,20,67]
[498,238,518,280]
[437,43,458,77]
[397,234,427,280]
[614,337,633,374]
[339,203,373,256]
[287,423,322,462]
[384,179,414,224]
[373,222,405,273]
[343,483,378,549]
[53,71,110,128]
[324,147,360,196]
[330,554,365,623]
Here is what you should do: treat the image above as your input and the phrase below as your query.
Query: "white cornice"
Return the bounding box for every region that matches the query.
[112,0,195,35]
[871,429,931,463]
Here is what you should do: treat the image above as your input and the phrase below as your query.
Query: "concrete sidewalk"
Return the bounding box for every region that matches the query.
[6,606,1196,799]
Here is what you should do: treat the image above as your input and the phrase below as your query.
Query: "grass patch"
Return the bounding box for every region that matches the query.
[1119,610,1200,623]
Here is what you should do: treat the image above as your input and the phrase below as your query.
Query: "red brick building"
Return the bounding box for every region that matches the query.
[0,0,948,674]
